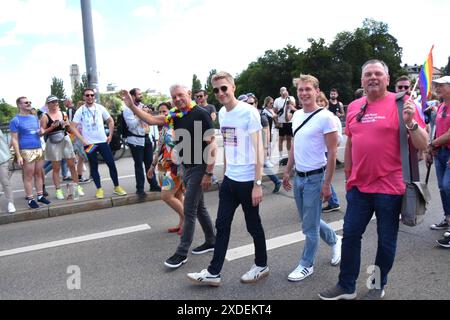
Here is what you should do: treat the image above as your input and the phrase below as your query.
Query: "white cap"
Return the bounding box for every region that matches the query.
[432,76,450,84]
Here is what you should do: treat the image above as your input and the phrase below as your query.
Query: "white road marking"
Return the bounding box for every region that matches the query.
[0,224,151,258]
[226,217,375,261]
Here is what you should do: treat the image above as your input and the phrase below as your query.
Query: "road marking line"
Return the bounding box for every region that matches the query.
[0,224,151,258]
[226,217,375,261]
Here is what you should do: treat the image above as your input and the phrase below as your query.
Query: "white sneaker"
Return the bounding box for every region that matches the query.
[331,235,342,266]
[288,265,314,281]
[240,264,269,283]
[7,202,16,213]
[186,269,221,287]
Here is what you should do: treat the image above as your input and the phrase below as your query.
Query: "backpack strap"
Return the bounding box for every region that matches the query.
[293,108,324,137]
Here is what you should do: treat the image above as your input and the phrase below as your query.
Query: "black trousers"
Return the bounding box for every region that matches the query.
[128,137,159,191]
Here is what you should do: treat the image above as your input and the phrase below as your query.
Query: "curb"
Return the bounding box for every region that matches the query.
[0,164,344,226]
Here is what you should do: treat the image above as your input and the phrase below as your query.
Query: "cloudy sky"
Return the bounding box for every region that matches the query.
[0,0,449,105]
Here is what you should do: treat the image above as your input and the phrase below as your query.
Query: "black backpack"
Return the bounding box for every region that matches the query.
[116,110,145,139]
[116,111,128,138]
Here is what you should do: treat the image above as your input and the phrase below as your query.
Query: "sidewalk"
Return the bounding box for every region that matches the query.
[0,131,292,225]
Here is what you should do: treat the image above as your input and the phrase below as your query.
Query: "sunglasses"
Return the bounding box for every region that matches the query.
[213,86,228,94]
[247,101,255,105]
[22,101,31,105]
[84,94,95,97]
[397,85,409,90]
[356,102,368,122]
[195,95,204,99]
[442,106,447,119]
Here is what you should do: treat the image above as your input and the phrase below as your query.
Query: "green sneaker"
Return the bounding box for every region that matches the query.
[55,188,65,200]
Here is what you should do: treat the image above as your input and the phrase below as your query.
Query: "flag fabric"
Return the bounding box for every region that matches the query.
[418,45,434,111]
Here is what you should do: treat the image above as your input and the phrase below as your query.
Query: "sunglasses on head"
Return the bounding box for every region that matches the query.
[213,86,228,94]
[397,85,409,90]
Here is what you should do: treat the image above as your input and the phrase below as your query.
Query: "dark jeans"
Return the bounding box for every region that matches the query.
[128,137,159,192]
[176,164,215,256]
[208,176,267,275]
[434,147,450,217]
[87,142,119,189]
[338,187,402,293]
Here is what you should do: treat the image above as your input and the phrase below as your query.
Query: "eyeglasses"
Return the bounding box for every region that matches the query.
[213,86,228,94]
[397,85,409,90]
[84,94,95,97]
[356,102,368,122]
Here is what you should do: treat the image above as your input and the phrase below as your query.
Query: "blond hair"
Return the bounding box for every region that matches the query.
[316,92,329,107]
[211,71,235,86]
[295,74,320,89]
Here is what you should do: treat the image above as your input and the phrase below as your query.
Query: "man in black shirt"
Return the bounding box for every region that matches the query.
[328,88,345,118]
[121,85,217,269]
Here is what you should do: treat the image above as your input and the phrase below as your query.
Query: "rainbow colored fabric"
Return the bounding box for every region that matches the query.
[418,46,434,110]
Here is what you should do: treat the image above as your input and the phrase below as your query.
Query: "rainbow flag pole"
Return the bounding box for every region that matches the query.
[410,45,434,100]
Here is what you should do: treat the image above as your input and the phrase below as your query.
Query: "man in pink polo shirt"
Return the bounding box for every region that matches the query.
[319,59,428,300]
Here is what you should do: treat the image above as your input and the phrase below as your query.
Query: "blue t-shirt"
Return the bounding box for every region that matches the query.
[9,115,42,150]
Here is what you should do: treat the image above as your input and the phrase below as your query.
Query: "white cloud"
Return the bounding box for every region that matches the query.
[1,0,449,106]
[132,5,157,19]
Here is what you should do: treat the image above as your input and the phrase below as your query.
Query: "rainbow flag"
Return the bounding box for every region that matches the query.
[418,45,434,111]
[84,144,98,154]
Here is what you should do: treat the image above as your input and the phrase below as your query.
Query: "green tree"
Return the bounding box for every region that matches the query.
[329,18,403,101]
[204,69,221,109]
[236,45,302,101]
[0,99,17,125]
[141,92,170,109]
[191,74,202,99]
[99,93,124,118]
[50,77,67,110]
[71,74,89,107]
[444,56,450,75]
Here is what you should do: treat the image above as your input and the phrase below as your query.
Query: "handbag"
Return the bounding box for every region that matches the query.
[396,92,431,226]
[48,131,65,143]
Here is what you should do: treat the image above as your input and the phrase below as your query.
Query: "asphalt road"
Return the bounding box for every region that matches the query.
[0,161,448,300]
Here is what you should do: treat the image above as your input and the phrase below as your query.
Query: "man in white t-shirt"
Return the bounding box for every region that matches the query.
[282,75,341,282]
[273,87,295,156]
[187,71,269,287]
[70,88,127,199]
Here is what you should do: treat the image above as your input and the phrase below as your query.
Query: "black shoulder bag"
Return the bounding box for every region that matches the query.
[293,108,324,137]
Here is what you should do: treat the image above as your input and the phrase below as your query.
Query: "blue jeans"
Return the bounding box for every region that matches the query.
[208,176,267,275]
[293,172,338,268]
[44,159,68,177]
[86,143,119,189]
[263,164,280,186]
[434,147,450,217]
[328,185,340,206]
[338,187,402,293]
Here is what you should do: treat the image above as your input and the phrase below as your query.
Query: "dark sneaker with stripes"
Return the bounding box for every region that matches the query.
[28,199,39,209]
[430,219,449,230]
[187,269,221,286]
[164,253,187,269]
[191,242,215,255]
[322,204,340,213]
[37,195,51,205]
[436,231,450,248]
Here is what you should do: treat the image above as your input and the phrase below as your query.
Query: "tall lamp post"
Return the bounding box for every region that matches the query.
[80,0,100,101]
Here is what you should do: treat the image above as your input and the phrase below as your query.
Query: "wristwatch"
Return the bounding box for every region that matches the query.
[254,179,262,186]
[405,121,418,131]
[204,172,213,177]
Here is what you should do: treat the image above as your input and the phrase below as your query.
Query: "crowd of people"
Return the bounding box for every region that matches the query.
[1,58,449,300]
